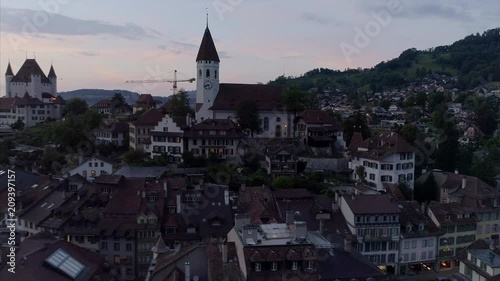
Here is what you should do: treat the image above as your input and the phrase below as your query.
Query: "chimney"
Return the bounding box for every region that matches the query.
[62,189,66,199]
[319,219,324,235]
[176,194,182,213]
[462,177,466,189]
[242,225,258,244]
[294,221,307,241]
[224,190,230,206]
[421,202,426,214]
[285,211,295,225]
[137,190,140,196]
[344,235,353,252]
[235,214,250,231]
[184,262,190,281]
[351,193,355,200]
[142,190,146,198]
[164,181,168,198]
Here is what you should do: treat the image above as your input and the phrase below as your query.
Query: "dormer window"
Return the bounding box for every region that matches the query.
[445,215,451,221]
[419,224,424,231]
[457,213,463,219]
[406,225,412,232]
[148,195,157,203]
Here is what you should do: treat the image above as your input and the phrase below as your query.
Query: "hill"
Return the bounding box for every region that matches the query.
[269,28,500,93]
[59,89,196,107]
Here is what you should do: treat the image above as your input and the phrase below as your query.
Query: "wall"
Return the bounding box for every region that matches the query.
[299,157,348,172]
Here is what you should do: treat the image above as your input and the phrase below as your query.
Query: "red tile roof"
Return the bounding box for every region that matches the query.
[133,108,165,126]
[210,83,285,111]
[344,194,401,214]
[350,132,416,161]
[196,27,220,62]
[302,110,334,124]
[135,94,156,107]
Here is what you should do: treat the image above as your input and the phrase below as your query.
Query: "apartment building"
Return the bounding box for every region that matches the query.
[348,132,416,191]
[184,119,243,160]
[93,121,129,147]
[339,194,401,274]
[129,109,165,152]
[150,114,187,163]
[427,202,478,271]
[398,201,441,275]
[265,145,298,179]
[457,239,500,281]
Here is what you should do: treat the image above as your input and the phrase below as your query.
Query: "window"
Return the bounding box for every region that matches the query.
[214,70,218,79]
[291,261,298,270]
[91,170,96,177]
[102,242,108,250]
[255,262,261,272]
[369,174,375,180]
[271,262,278,271]
[114,256,121,265]
[404,241,410,249]
[411,252,416,261]
[114,243,120,251]
[306,260,313,270]
[126,243,132,251]
[422,251,427,260]
[381,175,392,182]
[263,117,269,131]
[88,162,92,167]
[407,173,413,181]
[199,69,202,78]
[206,69,210,78]
[94,162,98,167]
[100,162,104,167]
[403,253,409,261]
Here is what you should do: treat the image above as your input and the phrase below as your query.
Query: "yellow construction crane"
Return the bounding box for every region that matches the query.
[125,70,195,95]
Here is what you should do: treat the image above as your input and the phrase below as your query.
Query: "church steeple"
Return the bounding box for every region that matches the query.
[196,26,220,62]
[5,61,14,76]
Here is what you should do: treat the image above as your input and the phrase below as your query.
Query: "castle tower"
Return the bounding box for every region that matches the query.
[5,61,14,97]
[48,64,57,96]
[195,22,220,121]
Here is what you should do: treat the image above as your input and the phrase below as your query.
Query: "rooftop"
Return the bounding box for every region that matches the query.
[343,194,401,215]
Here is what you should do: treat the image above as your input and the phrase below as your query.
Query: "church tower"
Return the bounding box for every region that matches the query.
[195,22,220,121]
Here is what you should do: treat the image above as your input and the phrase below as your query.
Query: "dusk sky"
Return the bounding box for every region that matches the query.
[1,0,498,97]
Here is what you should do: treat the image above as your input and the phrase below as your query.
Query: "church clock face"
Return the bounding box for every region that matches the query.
[204,80,213,90]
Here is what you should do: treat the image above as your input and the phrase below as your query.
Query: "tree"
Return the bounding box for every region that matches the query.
[415,92,427,108]
[168,89,194,117]
[111,92,126,114]
[271,176,296,190]
[64,98,88,116]
[398,124,421,144]
[10,118,25,130]
[414,173,439,203]
[379,99,391,111]
[434,123,459,172]
[83,110,105,131]
[470,156,496,186]
[236,100,262,137]
[475,104,498,138]
[398,182,413,200]
[343,111,370,146]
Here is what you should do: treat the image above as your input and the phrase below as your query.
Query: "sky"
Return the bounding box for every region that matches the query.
[0,0,499,97]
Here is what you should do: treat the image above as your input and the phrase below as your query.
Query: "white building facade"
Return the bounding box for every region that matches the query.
[150,114,185,163]
[69,156,114,181]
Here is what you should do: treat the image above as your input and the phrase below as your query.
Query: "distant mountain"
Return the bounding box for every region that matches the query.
[59,89,196,108]
[269,28,500,93]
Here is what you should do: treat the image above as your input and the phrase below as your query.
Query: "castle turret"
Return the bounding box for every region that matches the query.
[5,61,14,97]
[48,64,57,96]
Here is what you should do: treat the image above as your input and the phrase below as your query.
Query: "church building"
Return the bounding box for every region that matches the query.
[194,25,293,138]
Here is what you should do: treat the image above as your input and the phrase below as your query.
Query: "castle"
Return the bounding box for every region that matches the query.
[1,59,65,128]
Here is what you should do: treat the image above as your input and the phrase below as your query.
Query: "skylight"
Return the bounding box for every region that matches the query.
[45,248,86,280]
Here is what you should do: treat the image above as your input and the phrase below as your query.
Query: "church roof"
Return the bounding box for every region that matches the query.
[196,27,220,62]
[210,83,285,111]
[10,59,51,84]
[5,62,14,76]
[48,65,57,78]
